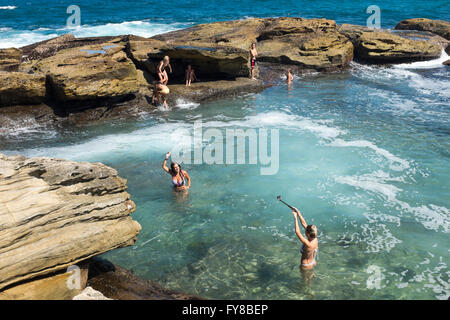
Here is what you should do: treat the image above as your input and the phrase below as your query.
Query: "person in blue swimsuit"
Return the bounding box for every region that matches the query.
[162,152,191,191]
[291,207,318,270]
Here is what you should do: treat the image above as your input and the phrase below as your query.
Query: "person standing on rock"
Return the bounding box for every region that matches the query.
[249,42,258,80]
[162,152,191,191]
[157,56,172,85]
[185,65,197,86]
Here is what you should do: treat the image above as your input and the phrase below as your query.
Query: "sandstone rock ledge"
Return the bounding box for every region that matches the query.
[338,24,443,63]
[0,153,141,296]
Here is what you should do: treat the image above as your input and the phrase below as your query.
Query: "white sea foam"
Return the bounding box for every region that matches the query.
[360,223,402,253]
[66,20,190,38]
[352,58,450,99]
[329,139,410,171]
[174,99,200,110]
[335,171,403,202]
[394,49,450,70]
[336,171,450,233]
[0,6,16,10]
[0,20,189,48]
[0,31,60,48]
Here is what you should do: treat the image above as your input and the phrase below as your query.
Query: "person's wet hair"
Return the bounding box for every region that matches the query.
[306,225,318,239]
[170,162,180,173]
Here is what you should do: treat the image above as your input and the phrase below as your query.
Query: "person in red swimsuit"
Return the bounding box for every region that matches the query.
[249,42,258,80]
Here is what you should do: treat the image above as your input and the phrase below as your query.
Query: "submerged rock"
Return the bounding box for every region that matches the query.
[87,258,202,300]
[0,154,141,292]
[0,48,22,71]
[0,72,46,107]
[395,18,450,40]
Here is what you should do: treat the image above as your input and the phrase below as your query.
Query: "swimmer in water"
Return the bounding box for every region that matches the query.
[286,68,293,84]
[249,42,258,80]
[162,152,191,191]
[157,55,172,85]
[291,207,318,270]
[185,64,197,86]
[152,81,169,109]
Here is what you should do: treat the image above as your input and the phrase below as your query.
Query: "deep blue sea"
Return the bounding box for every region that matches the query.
[0,1,449,299]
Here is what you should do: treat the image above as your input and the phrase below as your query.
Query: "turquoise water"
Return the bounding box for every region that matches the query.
[2,58,449,299]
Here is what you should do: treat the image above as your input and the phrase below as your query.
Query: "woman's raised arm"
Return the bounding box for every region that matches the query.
[162,152,171,174]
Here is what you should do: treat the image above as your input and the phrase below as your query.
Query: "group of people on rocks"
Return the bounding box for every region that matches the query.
[151,42,295,109]
[151,56,198,109]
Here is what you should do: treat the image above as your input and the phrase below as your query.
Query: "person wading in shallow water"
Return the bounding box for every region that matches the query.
[291,206,318,270]
[162,152,191,191]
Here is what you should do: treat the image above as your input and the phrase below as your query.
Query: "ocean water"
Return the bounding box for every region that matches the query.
[1,1,449,300]
[1,0,449,48]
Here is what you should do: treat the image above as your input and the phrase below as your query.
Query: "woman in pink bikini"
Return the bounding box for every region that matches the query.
[162,152,191,191]
[291,207,318,270]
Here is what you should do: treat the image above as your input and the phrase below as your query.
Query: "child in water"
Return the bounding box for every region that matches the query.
[185,65,197,86]
[152,81,169,109]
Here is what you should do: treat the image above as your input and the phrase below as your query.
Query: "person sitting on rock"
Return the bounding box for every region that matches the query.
[185,64,197,86]
[157,55,172,85]
[286,68,294,84]
[249,42,258,80]
[151,81,169,109]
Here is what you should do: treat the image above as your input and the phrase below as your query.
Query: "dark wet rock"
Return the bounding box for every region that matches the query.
[87,257,203,300]
[167,77,265,104]
[443,59,450,66]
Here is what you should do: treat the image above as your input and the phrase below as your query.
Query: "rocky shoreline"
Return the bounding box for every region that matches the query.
[0,17,448,129]
[0,17,449,300]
